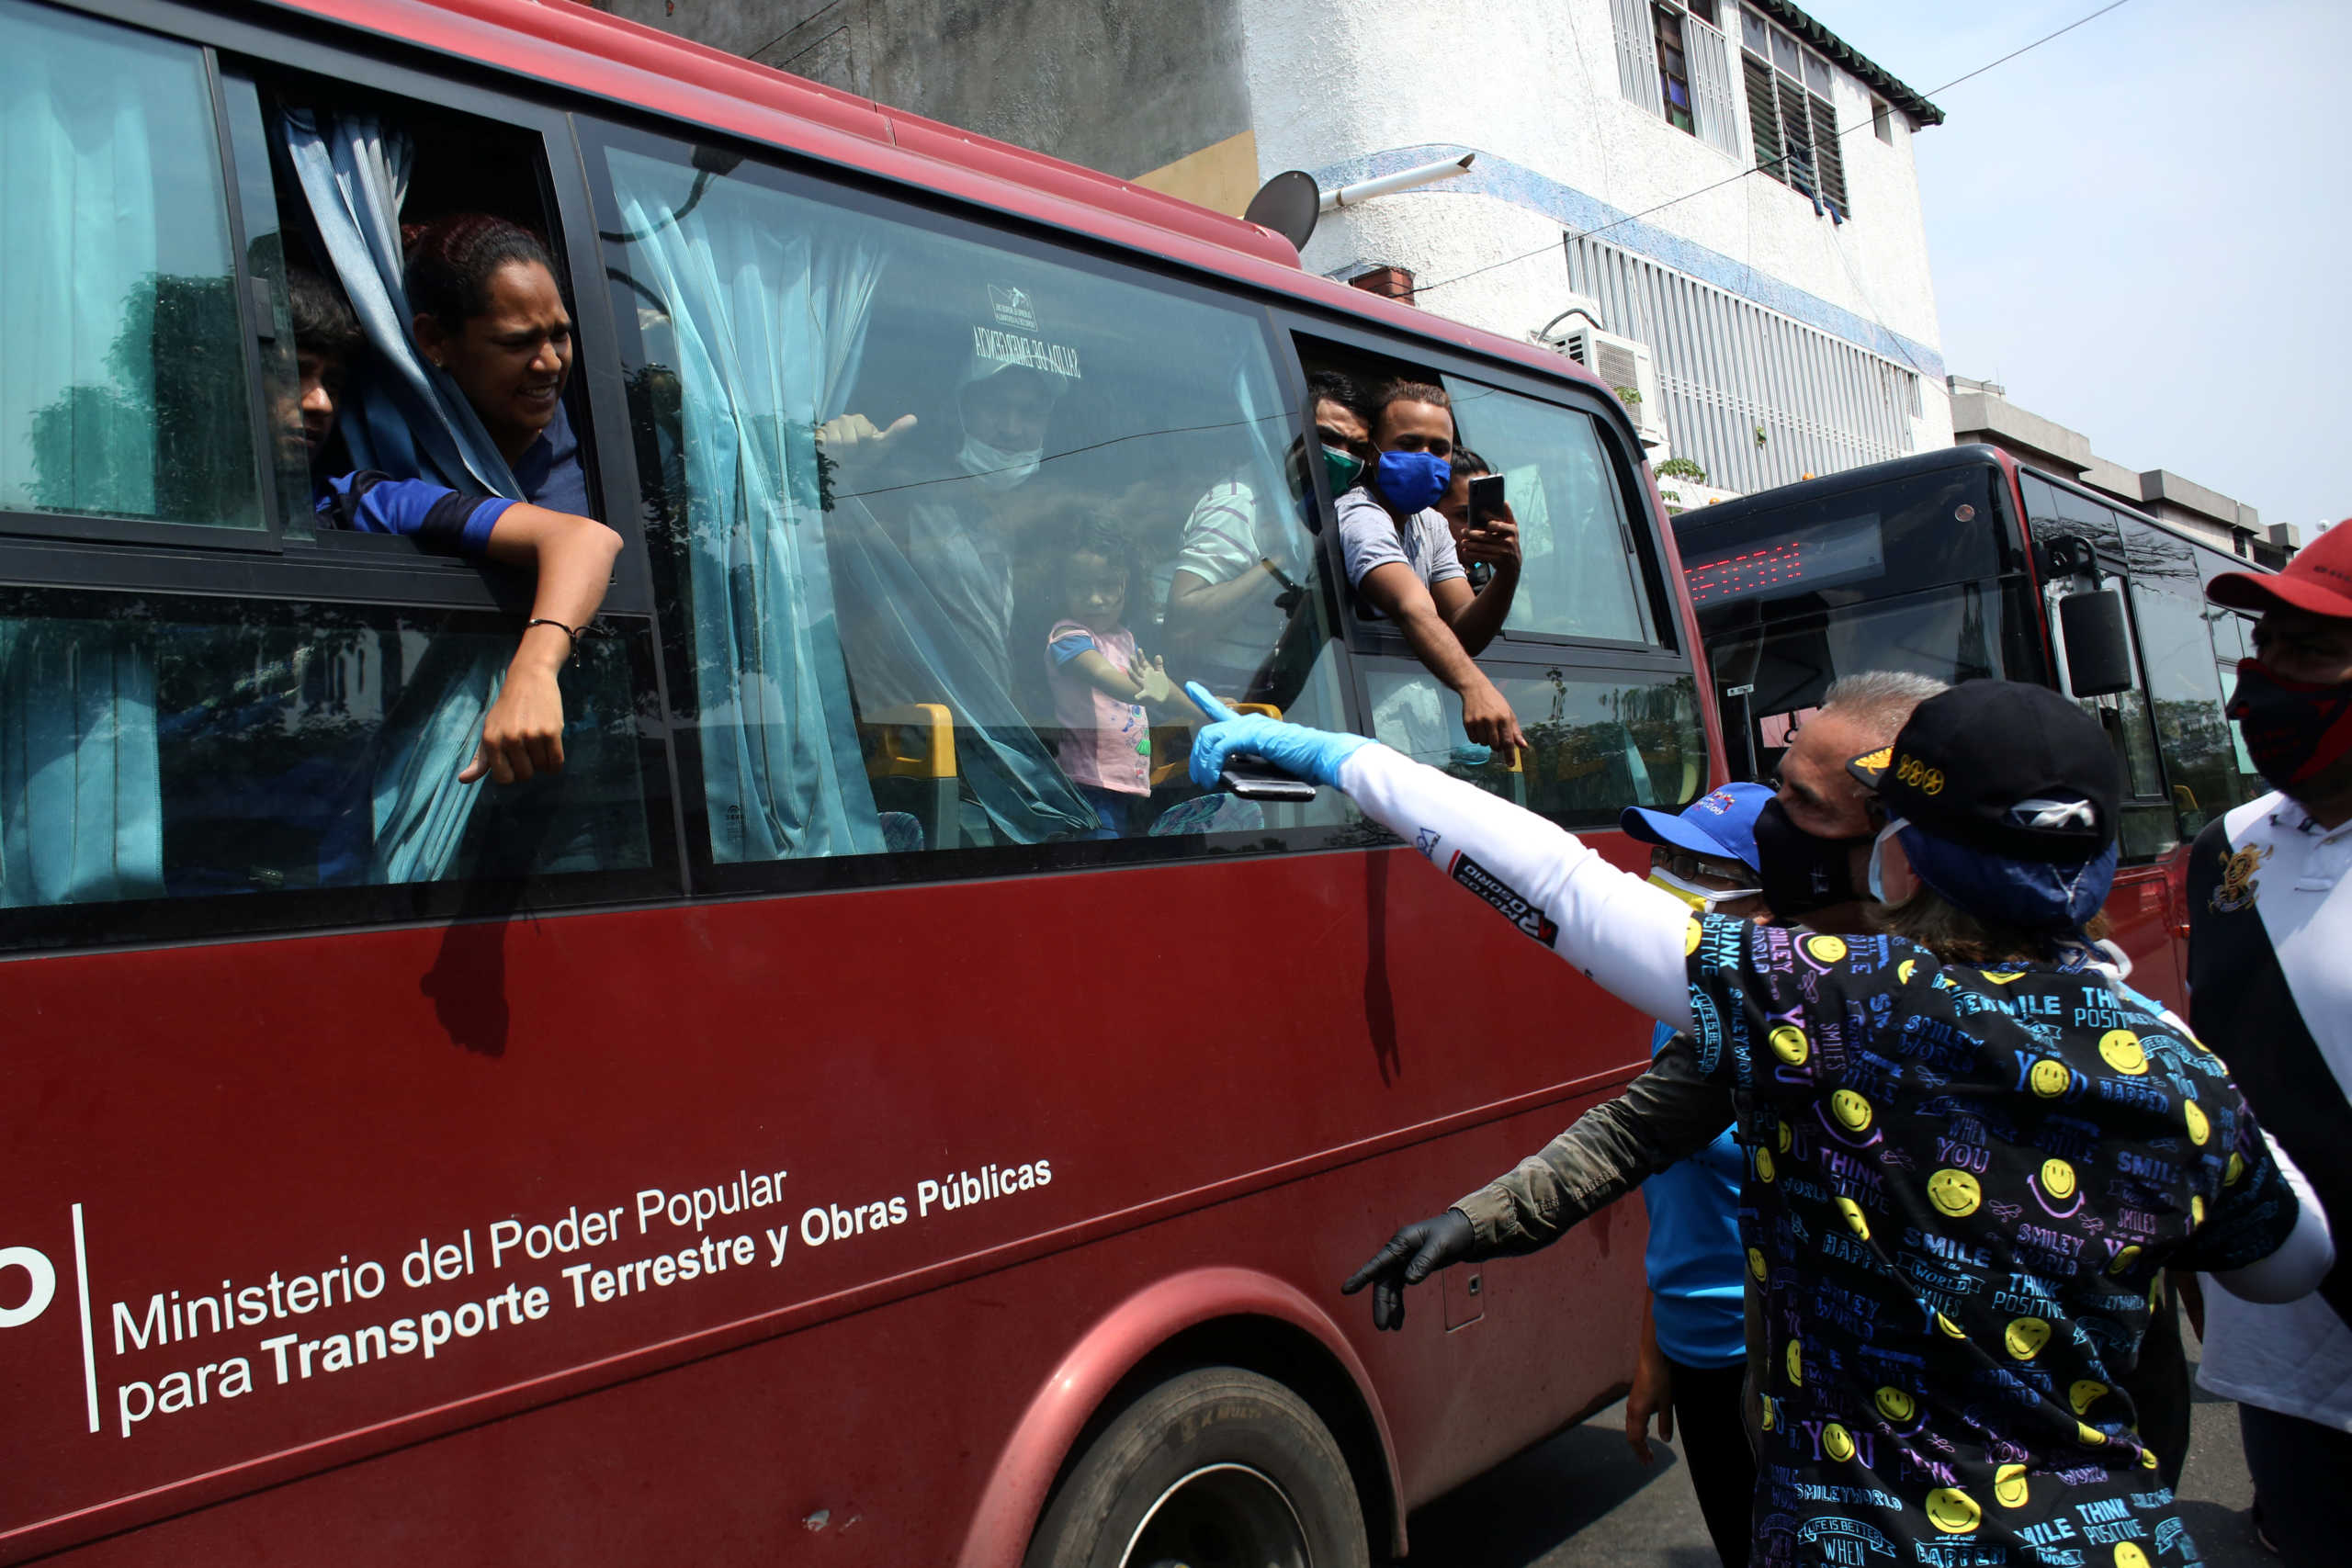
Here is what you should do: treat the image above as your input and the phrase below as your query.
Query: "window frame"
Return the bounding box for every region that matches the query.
[0,6,279,553]
[3,0,657,623]
[1739,10,1849,213]
[1653,3,1696,135]
[579,112,1405,900]
[1278,314,1688,676]
[0,0,682,953]
[0,586,682,954]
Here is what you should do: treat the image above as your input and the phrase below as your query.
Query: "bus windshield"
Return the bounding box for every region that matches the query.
[1676,460,2038,775]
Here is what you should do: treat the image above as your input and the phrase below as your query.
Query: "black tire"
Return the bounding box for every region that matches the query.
[1023,1365,1370,1568]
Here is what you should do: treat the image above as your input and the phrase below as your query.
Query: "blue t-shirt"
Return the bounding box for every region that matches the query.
[514,401,589,513]
[1638,1019,1747,1367]
[315,471,512,556]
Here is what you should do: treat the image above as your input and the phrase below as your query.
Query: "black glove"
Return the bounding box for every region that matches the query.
[1341,1209,1477,1332]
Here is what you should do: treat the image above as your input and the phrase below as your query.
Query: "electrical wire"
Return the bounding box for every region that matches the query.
[1413,0,2138,298]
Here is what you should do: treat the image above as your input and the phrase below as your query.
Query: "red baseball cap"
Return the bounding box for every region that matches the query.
[2208,520,2352,620]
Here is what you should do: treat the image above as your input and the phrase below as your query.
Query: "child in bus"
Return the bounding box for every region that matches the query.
[283,267,620,788]
[1044,519,1183,838]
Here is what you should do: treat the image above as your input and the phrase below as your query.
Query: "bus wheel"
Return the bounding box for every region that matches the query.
[1023,1365,1368,1568]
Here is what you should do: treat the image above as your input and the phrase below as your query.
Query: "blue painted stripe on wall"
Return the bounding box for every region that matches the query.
[1309,144,1947,382]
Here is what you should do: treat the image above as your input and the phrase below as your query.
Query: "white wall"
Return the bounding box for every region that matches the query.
[1238,0,1950,479]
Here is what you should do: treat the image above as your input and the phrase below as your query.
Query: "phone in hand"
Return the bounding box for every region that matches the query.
[1464,473,1507,588]
[1218,760,1319,802]
[1466,473,1507,534]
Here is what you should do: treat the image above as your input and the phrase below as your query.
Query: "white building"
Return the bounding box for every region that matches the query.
[608,0,1950,497]
[1257,0,1949,497]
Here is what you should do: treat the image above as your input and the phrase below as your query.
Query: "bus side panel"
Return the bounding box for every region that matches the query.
[43,1097,1644,1566]
[2104,864,2187,1014]
[1,842,1654,1559]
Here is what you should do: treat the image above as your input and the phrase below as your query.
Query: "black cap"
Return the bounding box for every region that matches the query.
[1846,682,2120,863]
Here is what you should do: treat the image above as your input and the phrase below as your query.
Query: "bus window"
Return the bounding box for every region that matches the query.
[598,131,1354,865]
[2019,481,2182,861]
[2037,574,2171,861]
[1362,658,1703,822]
[0,591,656,917]
[0,0,264,532]
[1441,378,1654,644]
[2202,584,2267,802]
[2127,522,2250,837]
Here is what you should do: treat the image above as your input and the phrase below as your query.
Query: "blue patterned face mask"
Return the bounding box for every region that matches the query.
[1374,449,1450,513]
[1899,825,2119,931]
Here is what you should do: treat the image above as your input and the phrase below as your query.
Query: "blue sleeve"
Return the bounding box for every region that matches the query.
[317,471,513,557]
[1048,631,1098,665]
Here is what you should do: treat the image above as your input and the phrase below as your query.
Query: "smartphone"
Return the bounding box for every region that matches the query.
[1466,472,1507,533]
[1218,761,1319,802]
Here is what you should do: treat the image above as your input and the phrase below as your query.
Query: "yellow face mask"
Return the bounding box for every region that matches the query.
[1648,866,1761,911]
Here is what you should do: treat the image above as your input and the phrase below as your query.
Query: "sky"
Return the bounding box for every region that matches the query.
[1798,0,2349,536]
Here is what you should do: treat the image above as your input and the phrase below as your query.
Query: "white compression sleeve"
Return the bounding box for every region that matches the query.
[1337,743,1694,1033]
[2209,1131,2336,1304]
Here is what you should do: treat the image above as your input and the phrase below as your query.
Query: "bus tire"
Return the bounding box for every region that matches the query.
[1023,1365,1369,1568]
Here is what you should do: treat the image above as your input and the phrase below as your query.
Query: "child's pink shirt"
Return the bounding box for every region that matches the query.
[1044,618,1151,795]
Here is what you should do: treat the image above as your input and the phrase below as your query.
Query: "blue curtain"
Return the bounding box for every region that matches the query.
[280,109,519,500]
[609,159,889,860]
[282,109,517,883]
[0,622,163,907]
[0,9,180,905]
[821,507,1096,844]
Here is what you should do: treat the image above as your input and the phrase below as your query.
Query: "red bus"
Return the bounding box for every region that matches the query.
[0,0,1720,1561]
[1673,444,2274,1012]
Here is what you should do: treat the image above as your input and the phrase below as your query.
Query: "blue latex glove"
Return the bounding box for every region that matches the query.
[1185,682,1373,792]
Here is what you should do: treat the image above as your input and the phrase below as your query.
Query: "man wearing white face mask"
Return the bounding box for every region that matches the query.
[820,346,1069,699]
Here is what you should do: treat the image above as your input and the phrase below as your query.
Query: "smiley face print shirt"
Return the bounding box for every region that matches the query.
[1684,915,2297,1568]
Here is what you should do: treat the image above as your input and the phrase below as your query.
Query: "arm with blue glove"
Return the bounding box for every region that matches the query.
[1186,687,1724,1329]
[1185,684,1691,1024]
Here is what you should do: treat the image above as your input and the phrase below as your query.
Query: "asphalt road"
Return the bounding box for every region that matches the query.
[1405,1344,2270,1567]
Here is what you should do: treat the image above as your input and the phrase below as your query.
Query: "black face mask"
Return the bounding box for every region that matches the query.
[1752,795,1871,917]
[2228,658,2352,792]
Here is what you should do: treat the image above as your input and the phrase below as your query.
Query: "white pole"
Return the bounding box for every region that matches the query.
[1318,152,1476,213]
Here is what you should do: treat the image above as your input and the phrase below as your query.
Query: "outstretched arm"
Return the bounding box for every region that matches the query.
[466,504,624,784]
[1340,1038,1733,1329]
[1356,561,1527,756]
[1454,1035,1733,1252]
[1186,686,1694,1030]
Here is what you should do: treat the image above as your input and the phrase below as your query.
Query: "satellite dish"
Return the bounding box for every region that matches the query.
[1244,171,1320,251]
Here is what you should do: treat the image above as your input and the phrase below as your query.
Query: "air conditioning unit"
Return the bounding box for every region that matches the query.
[1544,321,1668,453]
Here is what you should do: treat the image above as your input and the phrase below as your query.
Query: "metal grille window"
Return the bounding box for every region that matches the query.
[1740,6,1848,214]
[1612,0,1741,156]
[1562,233,1919,494]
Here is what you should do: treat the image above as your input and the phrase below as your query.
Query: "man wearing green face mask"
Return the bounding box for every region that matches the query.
[1166,370,1369,700]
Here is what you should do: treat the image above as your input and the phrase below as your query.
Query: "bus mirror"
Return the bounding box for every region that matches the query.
[2058,590,2134,698]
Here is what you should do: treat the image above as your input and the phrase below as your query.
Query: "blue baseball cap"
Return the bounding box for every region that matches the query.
[1619,783,1774,873]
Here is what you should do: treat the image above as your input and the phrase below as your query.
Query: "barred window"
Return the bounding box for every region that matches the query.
[1739,7,1849,215]
[1562,234,1919,495]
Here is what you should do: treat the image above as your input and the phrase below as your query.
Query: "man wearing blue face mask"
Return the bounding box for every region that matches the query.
[1338,381,1527,755]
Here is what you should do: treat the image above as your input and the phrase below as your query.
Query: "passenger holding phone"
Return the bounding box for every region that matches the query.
[1340,383,1526,756]
[1433,447,1524,597]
